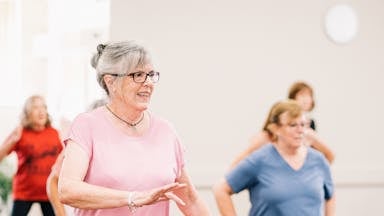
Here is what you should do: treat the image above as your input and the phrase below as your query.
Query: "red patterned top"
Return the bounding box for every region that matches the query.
[11,127,62,201]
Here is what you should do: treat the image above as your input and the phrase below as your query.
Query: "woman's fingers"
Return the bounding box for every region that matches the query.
[165,192,185,206]
[137,183,188,206]
[161,182,186,193]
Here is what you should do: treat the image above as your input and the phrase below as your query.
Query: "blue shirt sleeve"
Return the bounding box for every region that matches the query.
[321,156,334,200]
[226,159,257,193]
[226,148,269,193]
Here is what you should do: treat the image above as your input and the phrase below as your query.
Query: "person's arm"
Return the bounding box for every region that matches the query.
[58,140,186,209]
[47,152,66,216]
[47,172,66,216]
[305,129,335,164]
[172,168,211,215]
[325,195,335,216]
[212,178,236,216]
[229,131,269,169]
[0,126,22,161]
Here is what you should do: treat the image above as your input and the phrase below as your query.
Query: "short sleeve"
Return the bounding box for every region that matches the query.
[322,157,334,200]
[226,158,258,194]
[63,113,93,157]
[167,121,185,179]
[174,136,185,179]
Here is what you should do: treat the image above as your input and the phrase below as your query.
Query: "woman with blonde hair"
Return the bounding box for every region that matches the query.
[213,99,335,216]
[230,81,334,168]
[0,95,62,216]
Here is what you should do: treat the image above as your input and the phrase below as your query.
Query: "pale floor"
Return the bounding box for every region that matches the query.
[4,186,384,216]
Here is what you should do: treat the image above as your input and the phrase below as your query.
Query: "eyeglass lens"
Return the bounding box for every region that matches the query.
[133,71,160,83]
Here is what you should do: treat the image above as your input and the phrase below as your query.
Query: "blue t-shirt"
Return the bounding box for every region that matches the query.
[226,144,334,216]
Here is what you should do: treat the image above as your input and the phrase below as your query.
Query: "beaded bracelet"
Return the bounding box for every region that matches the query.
[128,192,138,213]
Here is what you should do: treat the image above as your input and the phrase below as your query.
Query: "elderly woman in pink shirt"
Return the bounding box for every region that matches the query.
[58,41,210,216]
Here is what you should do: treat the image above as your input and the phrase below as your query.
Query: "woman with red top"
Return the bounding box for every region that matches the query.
[0,95,62,216]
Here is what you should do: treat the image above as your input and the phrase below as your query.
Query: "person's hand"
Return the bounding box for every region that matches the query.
[133,182,187,207]
[304,127,316,145]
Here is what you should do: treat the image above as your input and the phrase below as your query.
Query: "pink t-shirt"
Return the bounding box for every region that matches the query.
[64,107,185,216]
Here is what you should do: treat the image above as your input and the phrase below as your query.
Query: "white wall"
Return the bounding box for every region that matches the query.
[0,1,109,215]
[110,0,384,215]
[1,0,383,215]
[0,0,109,130]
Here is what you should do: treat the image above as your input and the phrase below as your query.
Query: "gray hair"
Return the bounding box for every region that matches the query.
[90,41,152,95]
[87,98,108,111]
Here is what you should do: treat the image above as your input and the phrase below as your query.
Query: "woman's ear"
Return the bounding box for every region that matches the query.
[266,123,279,142]
[103,75,115,93]
[268,123,279,136]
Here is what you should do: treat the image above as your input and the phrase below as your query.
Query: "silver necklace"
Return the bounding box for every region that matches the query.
[105,105,144,128]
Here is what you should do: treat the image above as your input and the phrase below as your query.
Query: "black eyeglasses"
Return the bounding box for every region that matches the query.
[107,71,160,83]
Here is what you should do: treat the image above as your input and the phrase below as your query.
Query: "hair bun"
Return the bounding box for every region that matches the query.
[97,44,106,55]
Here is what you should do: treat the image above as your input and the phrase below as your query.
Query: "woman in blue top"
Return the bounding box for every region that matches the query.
[213,99,335,216]
[229,81,334,169]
